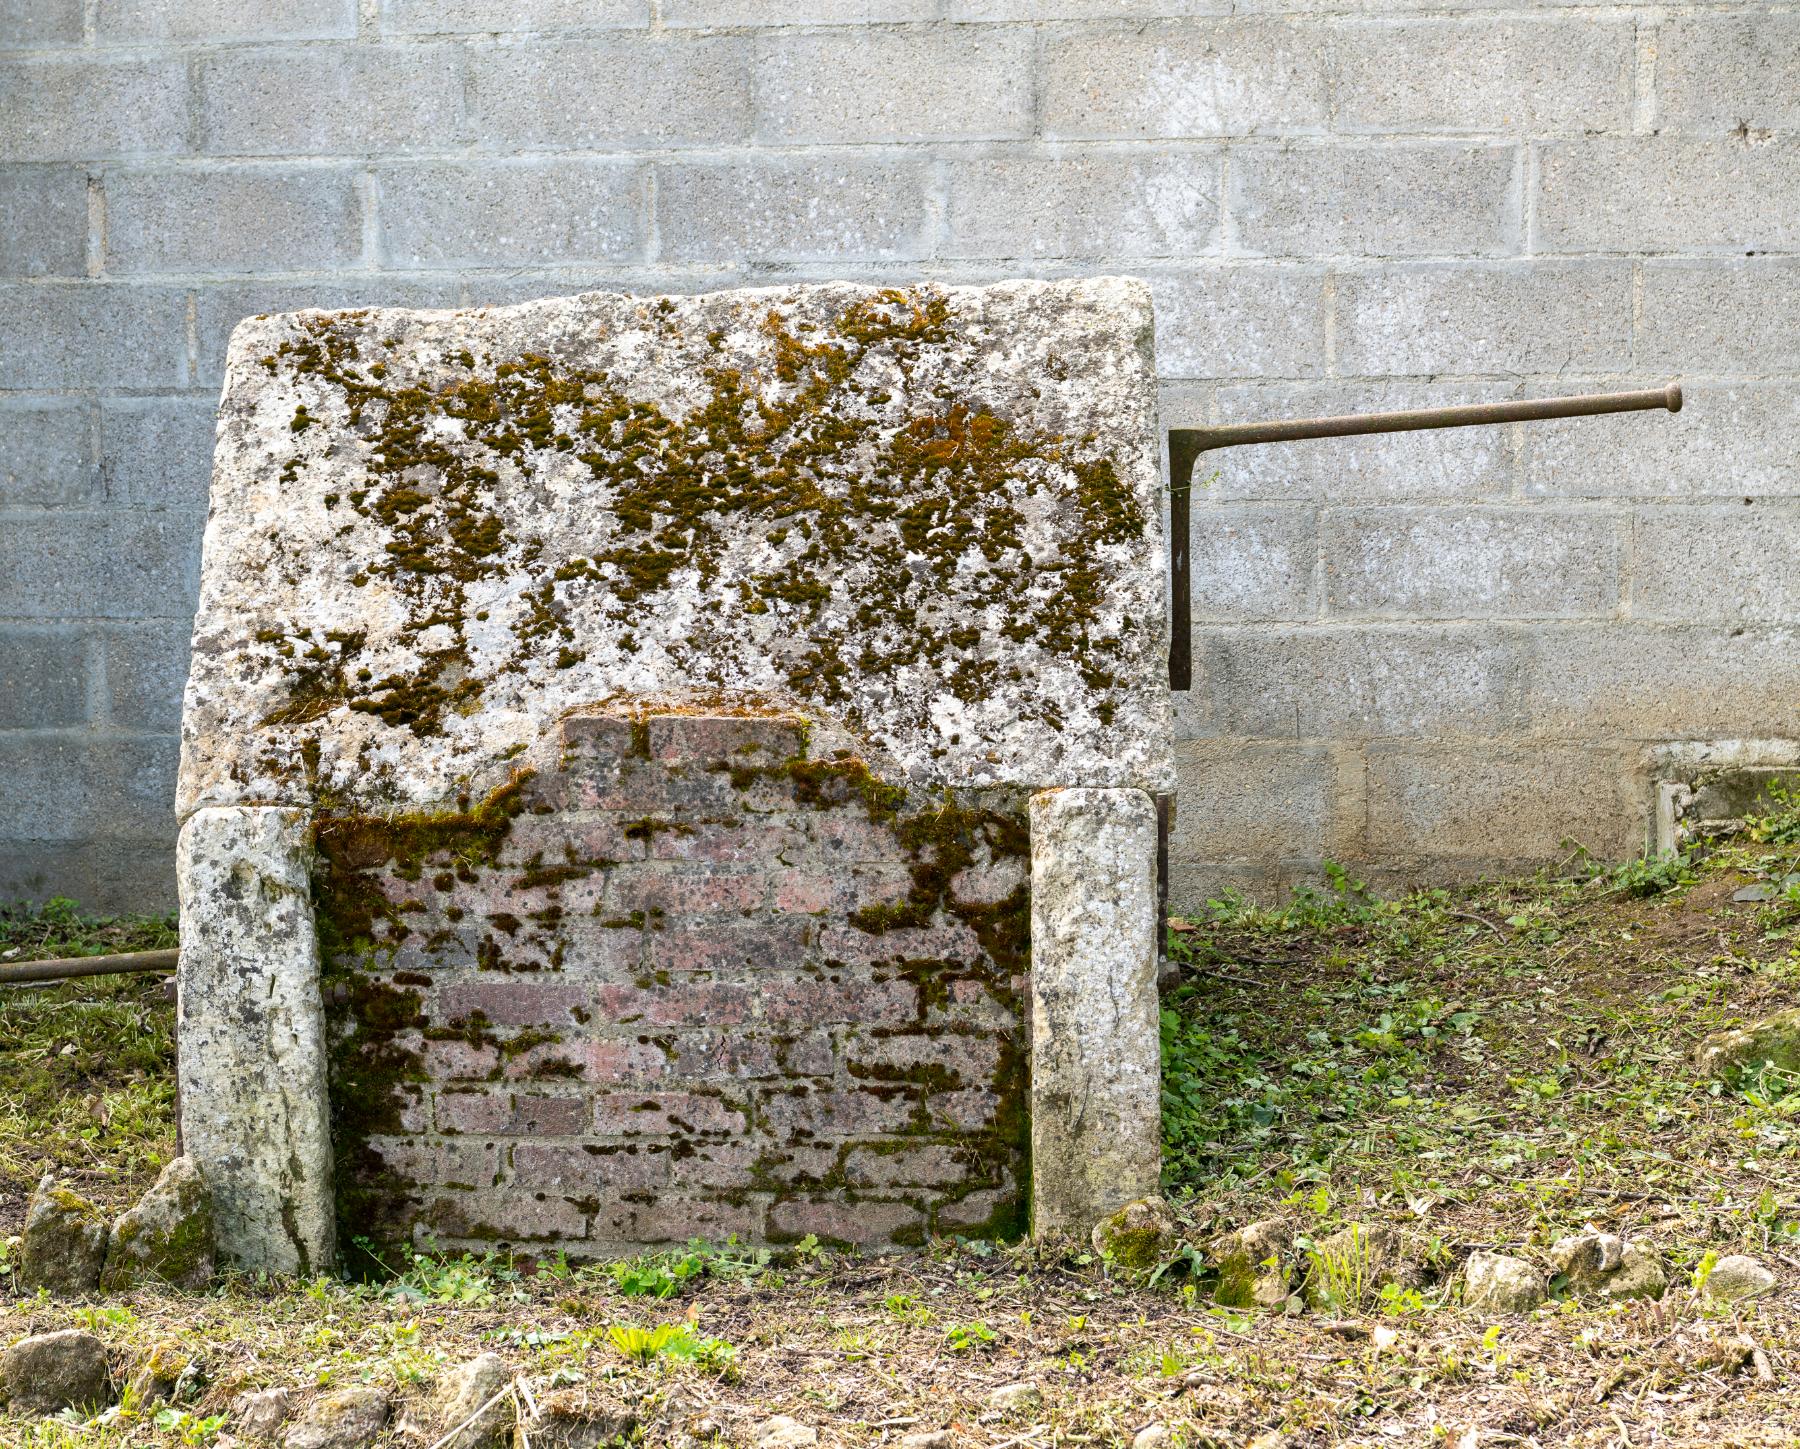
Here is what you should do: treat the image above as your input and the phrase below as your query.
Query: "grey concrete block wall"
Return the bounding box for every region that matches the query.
[1,1,1796,912]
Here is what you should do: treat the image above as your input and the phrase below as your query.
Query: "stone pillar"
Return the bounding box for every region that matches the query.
[1027,787,1162,1235]
[176,807,335,1274]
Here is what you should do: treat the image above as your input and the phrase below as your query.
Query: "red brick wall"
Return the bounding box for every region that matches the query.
[317,712,1029,1261]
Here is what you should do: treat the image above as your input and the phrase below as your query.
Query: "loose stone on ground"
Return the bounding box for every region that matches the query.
[283,1386,391,1449]
[1550,1232,1667,1301]
[1462,1251,1546,1314]
[18,1175,109,1295]
[99,1154,216,1292]
[0,1328,112,1414]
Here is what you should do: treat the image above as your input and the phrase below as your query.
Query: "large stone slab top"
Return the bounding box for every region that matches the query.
[178,278,1170,819]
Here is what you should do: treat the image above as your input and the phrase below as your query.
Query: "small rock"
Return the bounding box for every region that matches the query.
[757,1415,820,1449]
[986,1382,1043,1414]
[529,1388,637,1448]
[125,1339,191,1408]
[1133,1426,1172,1449]
[1209,1219,1292,1309]
[1462,1251,1546,1315]
[1696,1008,1800,1081]
[1303,1223,1432,1310]
[430,1352,514,1449]
[233,1386,294,1442]
[901,1432,955,1449]
[19,1175,109,1295]
[1550,1233,1667,1302]
[1704,1254,1777,1303]
[0,1328,113,1414]
[283,1387,391,1449]
[101,1155,216,1292]
[1091,1196,1177,1273]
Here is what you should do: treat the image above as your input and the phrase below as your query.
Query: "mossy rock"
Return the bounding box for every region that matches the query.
[124,1339,191,1408]
[1208,1218,1293,1309]
[100,1156,215,1293]
[1302,1223,1433,1311]
[1696,1008,1800,1081]
[19,1175,109,1296]
[1091,1197,1177,1274]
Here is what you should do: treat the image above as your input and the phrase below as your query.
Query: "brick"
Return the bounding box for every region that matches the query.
[1332,18,1633,134]
[1524,625,1800,741]
[1201,381,1515,503]
[657,156,931,266]
[1151,267,1328,379]
[842,1029,1001,1088]
[1201,626,1524,739]
[0,629,88,730]
[771,866,910,915]
[388,0,646,32]
[934,1186,1020,1233]
[0,286,189,390]
[1658,14,1800,134]
[1231,142,1518,258]
[435,1088,588,1136]
[1187,505,1316,622]
[593,1090,745,1136]
[593,1195,762,1246]
[198,45,463,156]
[1632,505,1800,624]
[0,735,178,840]
[758,976,920,1027]
[947,858,1024,906]
[99,622,190,730]
[649,921,812,972]
[472,37,750,148]
[1171,740,1329,860]
[606,864,766,915]
[379,160,646,270]
[101,396,216,510]
[1,0,83,43]
[924,1087,1004,1131]
[646,713,807,763]
[0,169,87,277]
[660,1029,785,1079]
[1538,139,1800,254]
[192,280,462,386]
[0,398,96,507]
[767,1196,924,1247]
[106,167,363,276]
[96,0,354,41]
[1334,263,1631,378]
[425,1189,589,1242]
[1040,20,1328,140]
[0,510,203,619]
[1639,260,1800,375]
[807,813,897,861]
[1524,382,1800,499]
[512,1142,668,1191]
[759,1086,919,1138]
[944,151,1220,261]
[597,982,752,1027]
[417,1035,501,1081]
[668,1141,838,1189]
[756,27,1030,144]
[1365,744,1638,861]
[1322,507,1622,620]
[652,817,807,864]
[438,977,590,1027]
[818,921,980,966]
[843,1142,978,1188]
[503,1037,670,1084]
[0,58,188,161]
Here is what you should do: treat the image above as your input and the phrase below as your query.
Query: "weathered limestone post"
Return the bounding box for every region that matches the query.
[1028,787,1162,1234]
[175,808,335,1274]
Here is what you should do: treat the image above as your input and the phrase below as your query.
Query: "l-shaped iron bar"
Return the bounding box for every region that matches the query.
[1166,383,1683,691]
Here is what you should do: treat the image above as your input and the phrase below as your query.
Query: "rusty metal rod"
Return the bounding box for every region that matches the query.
[0,948,179,986]
[1167,383,1684,690]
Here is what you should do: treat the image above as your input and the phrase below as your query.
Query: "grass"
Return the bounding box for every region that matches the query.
[8,810,1800,1445]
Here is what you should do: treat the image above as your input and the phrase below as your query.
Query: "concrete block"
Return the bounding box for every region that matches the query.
[1334,262,1631,377]
[756,27,1031,143]
[1028,788,1160,1234]
[1152,266,1328,378]
[656,156,931,265]
[1365,743,1638,861]
[0,839,177,916]
[1633,504,1800,624]
[102,396,217,510]
[1322,506,1623,619]
[1040,20,1329,139]
[0,629,89,731]
[667,0,933,21]
[0,734,179,841]
[1538,138,1800,254]
[389,0,645,31]
[1658,14,1800,134]
[379,160,645,269]
[0,285,189,390]
[1524,382,1800,499]
[951,0,1222,15]
[1202,626,1525,738]
[192,279,462,387]
[1,0,83,43]
[1187,505,1316,621]
[1171,739,1329,859]
[1524,624,1800,740]
[1639,259,1800,375]
[0,58,188,162]
[0,510,203,619]
[472,37,750,148]
[105,167,364,275]
[1202,380,1514,502]
[1332,18,1633,134]
[198,45,462,156]
[944,151,1220,260]
[1230,142,1519,258]
[101,622,192,731]
[0,168,87,277]
[96,0,354,41]
[0,398,97,507]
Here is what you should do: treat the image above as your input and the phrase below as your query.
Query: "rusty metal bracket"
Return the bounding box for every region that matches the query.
[1166,383,1682,690]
